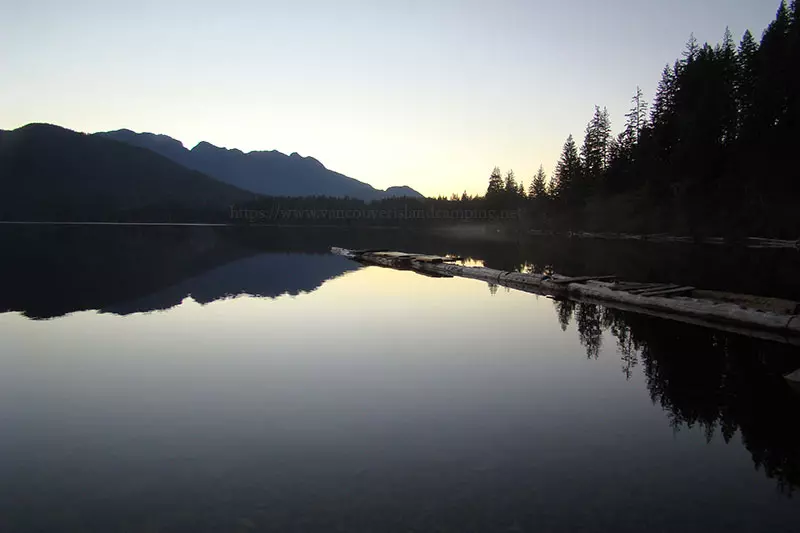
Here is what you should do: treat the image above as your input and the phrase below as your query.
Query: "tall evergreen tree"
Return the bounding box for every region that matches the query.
[552,135,582,205]
[682,33,700,64]
[581,106,612,181]
[629,86,649,142]
[529,165,548,199]
[787,0,800,129]
[736,30,759,136]
[650,65,677,126]
[618,87,649,159]
[486,166,504,197]
[504,170,518,194]
[755,1,792,132]
[721,27,739,143]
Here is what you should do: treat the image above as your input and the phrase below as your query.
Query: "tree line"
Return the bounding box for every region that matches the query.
[482,1,800,238]
[124,1,798,238]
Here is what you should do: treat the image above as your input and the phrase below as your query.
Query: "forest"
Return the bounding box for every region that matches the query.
[232,2,800,238]
[513,0,800,238]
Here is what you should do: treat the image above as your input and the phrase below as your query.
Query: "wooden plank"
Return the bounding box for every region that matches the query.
[627,284,678,294]
[549,275,617,285]
[610,282,664,292]
[412,255,446,263]
[371,251,414,258]
[692,290,800,315]
[638,286,695,297]
[349,248,389,255]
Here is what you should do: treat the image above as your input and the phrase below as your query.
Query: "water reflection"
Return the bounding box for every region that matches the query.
[1,224,800,531]
[557,300,800,495]
[0,225,364,319]
[4,224,800,317]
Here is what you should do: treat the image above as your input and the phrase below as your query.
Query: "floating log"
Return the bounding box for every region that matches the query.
[747,237,800,249]
[332,247,800,344]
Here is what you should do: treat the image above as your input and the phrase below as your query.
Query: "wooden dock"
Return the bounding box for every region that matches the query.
[331,247,800,351]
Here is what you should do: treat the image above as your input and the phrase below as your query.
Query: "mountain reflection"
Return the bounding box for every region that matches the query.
[0,225,364,319]
[102,253,361,316]
[556,299,800,495]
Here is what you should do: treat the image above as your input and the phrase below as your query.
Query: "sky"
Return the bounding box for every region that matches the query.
[0,0,784,197]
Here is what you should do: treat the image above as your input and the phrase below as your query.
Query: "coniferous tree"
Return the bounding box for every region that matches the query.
[736,30,759,136]
[504,170,518,195]
[546,176,558,198]
[651,64,677,128]
[486,166,504,197]
[581,106,612,184]
[552,135,582,205]
[628,86,649,143]
[617,87,649,160]
[756,1,792,133]
[607,134,623,167]
[529,165,548,199]
[790,0,800,137]
[786,0,799,130]
[682,33,700,64]
[717,27,739,144]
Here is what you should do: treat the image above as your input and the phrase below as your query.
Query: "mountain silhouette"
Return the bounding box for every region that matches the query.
[98,129,423,200]
[0,124,258,221]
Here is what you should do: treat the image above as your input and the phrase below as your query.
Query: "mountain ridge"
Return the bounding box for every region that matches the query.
[98,129,423,201]
[0,123,258,221]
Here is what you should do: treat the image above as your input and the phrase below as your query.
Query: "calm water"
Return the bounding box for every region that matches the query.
[1,225,799,533]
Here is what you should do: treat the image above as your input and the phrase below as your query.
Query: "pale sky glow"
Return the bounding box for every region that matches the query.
[0,0,782,197]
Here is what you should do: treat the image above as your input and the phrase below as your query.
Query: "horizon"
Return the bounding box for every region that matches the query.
[1,0,784,196]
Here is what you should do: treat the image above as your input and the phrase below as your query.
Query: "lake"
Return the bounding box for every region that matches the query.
[1,225,799,533]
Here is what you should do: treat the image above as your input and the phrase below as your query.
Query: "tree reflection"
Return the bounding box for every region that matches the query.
[575,303,603,359]
[554,299,800,495]
[553,299,576,332]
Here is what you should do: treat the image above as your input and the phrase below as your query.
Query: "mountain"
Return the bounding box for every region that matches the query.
[0,124,258,221]
[97,129,424,201]
[384,186,422,197]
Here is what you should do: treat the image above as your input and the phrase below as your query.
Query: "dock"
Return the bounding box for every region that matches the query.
[331,247,800,352]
